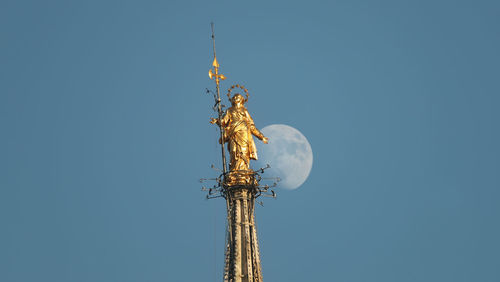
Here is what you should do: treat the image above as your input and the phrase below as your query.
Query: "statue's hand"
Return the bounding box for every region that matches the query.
[262,137,269,144]
[210,118,218,124]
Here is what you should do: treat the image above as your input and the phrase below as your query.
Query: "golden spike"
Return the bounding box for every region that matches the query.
[212,57,219,68]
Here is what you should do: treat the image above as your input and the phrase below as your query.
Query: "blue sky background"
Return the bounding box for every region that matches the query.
[1,0,499,281]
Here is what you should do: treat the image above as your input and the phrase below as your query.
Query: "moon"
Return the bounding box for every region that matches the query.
[253,124,313,190]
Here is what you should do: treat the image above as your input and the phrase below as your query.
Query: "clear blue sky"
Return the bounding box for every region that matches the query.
[1,0,499,281]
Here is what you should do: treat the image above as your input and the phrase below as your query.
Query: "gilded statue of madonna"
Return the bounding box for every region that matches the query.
[211,93,268,184]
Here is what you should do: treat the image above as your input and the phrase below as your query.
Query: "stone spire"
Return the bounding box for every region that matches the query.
[223,186,263,282]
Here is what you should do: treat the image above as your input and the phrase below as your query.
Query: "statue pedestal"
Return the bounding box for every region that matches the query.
[224,170,258,187]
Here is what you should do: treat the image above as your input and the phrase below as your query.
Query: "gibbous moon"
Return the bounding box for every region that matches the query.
[253,124,313,190]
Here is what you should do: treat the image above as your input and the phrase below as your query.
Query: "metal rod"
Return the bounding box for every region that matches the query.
[211,22,228,175]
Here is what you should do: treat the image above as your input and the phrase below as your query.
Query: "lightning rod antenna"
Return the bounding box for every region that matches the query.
[210,22,228,175]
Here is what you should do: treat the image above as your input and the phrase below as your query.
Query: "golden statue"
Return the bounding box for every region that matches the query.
[211,93,268,185]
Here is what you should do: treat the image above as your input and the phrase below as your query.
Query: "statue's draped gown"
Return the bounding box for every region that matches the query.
[220,106,265,172]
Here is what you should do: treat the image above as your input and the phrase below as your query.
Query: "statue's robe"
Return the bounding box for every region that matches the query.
[220,106,265,172]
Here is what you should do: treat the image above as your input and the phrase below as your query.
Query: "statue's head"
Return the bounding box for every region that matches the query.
[231,94,245,106]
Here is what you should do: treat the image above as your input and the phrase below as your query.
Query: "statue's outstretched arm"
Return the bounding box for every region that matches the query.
[246,110,268,143]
